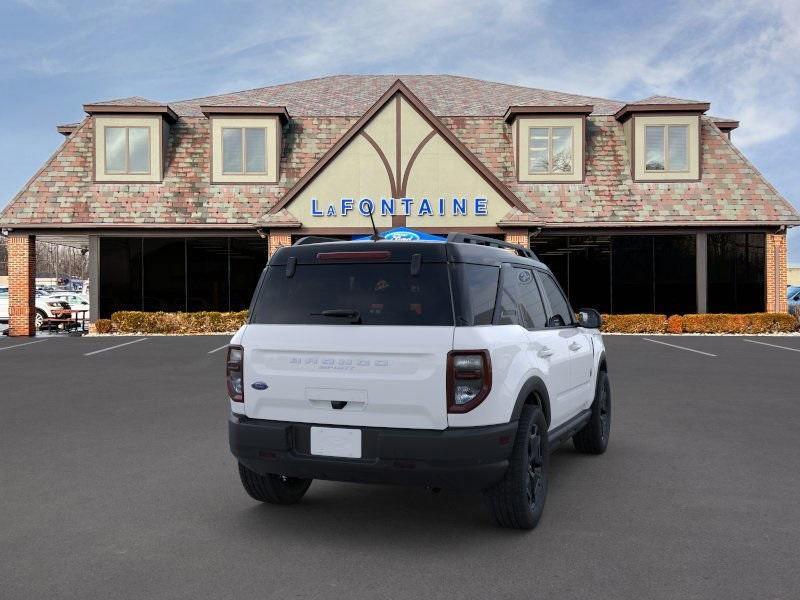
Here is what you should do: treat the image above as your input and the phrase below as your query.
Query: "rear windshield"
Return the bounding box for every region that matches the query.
[250,262,454,326]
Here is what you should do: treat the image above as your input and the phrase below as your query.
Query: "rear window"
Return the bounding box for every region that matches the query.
[250,262,454,326]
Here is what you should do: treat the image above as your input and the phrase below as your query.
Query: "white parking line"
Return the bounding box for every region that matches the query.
[642,337,717,357]
[84,338,147,356]
[0,339,49,352]
[207,344,229,355]
[743,339,800,353]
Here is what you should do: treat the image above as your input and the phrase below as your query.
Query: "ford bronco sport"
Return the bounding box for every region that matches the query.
[228,233,610,529]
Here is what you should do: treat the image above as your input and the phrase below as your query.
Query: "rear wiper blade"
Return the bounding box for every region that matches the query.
[310,309,362,324]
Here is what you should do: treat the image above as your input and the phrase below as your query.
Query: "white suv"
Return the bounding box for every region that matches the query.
[228,233,610,529]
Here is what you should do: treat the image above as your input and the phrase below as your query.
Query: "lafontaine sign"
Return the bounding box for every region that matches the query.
[310,197,489,218]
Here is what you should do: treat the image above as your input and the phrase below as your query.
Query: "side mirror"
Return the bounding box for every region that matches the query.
[578,308,602,329]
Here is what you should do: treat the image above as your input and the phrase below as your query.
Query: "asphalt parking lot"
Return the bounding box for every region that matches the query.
[2,334,799,599]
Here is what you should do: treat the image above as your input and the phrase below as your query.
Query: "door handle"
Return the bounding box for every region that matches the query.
[537,347,554,358]
[568,342,582,351]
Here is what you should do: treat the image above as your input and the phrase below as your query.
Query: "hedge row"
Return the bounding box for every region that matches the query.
[600,313,799,334]
[109,311,248,334]
[94,310,798,334]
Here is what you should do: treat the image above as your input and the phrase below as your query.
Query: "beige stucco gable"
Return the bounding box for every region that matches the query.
[280,93,521,228]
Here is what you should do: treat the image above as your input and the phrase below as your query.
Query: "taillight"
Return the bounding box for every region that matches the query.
[227,345,244,402]
[447,350,492,413]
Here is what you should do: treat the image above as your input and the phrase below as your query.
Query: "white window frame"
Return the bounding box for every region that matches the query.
[527,126,574,176]
[644,124,690,173]
[221,127,269,175]
[104,126,152,175]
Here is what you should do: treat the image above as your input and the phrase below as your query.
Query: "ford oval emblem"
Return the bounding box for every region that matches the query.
[251,381,268,390]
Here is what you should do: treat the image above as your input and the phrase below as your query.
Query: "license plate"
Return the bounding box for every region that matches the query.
[310,426,362,458]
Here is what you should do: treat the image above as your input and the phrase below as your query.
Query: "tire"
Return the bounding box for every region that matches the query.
[484,404,549,530]
[237,462,312,505]
[573,370,611,454]
[35,309,46,330]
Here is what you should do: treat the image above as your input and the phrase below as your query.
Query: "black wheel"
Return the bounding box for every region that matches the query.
[573,370,611,454]
[484,404,549,530]
[237,463,312,505]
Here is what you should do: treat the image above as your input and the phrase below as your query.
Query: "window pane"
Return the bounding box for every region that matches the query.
[528,128,549,173]
[654,235,695,314]
[127,127,150,173]
[244,128,266,173]
[187,238,229,311]
[250,263,453,325]
[531,236,569,295]
[104,127,127,173]
[566,236,611,314]
[514,268,547,329]
[143,238,186,312]
[612,236,654,313]
[645,126,665,171]
[99,237,142,317]
[539,272,574,326]
[222,128,243,173]
[551,127,573,173]
[667,125,688,171]
[453,264,499,326]
[708,233,765,312]
[229,237,267,311]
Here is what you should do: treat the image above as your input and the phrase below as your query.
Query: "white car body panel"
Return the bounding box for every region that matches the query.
[240,324,454,430]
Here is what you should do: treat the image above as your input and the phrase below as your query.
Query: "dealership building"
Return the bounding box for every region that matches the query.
[1,75,798,335]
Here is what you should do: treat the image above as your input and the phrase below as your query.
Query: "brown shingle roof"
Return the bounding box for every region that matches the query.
[87,96,164,106]
[168,74,626,117]
[2,76,796,229]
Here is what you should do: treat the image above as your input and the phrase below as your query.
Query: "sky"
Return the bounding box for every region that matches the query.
[1,0,798,261]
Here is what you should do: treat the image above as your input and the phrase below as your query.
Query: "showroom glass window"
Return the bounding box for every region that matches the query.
[645,125,689,171]
[707,233,765,312]
[528,127,573,174]
[98,237,266,317]
[222,127,267,174]
[533,234,697,314]
[104,126,150,174]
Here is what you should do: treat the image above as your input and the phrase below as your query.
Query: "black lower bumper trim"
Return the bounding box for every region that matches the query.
[229,415,518,491]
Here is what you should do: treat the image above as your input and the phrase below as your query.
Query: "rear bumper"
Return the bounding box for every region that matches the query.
[229,414,517,491]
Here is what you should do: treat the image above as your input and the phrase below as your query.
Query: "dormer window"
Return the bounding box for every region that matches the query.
[201,106,289,184]
[84,101,175,183]
[222,127,268,174]
[528,126,574,174]
[105,126,151,174]
[505,106,591,183]
[644,124,688,172]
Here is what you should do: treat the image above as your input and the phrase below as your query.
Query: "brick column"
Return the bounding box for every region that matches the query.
[268,230,292,258]
[504,229,530,249]
[765,232,788,312]
[8,234,36,336]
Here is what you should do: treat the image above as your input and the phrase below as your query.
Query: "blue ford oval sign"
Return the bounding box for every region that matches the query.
[384,230,420,241]
[251,381,268,390]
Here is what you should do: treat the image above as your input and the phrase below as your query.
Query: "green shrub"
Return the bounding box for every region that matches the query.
[110,310,248,334]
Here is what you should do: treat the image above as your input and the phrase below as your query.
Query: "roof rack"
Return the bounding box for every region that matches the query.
[292,236,342,246]
[446,232,538,260]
